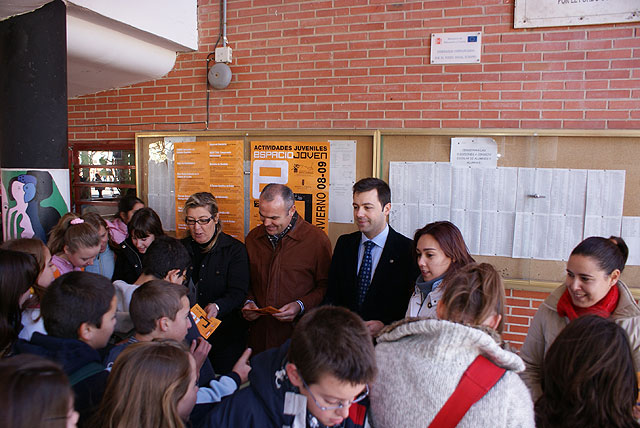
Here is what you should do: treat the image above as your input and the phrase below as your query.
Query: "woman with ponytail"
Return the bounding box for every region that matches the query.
[47,213,101,277]
[371,263,534,427]
[520,236,640,403]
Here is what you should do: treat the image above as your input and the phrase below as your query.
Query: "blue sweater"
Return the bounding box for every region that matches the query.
[84,245,115,279]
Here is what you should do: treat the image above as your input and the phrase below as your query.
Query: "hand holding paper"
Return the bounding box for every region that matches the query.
[190,303,221,339]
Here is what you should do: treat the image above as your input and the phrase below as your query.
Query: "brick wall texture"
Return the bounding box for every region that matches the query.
[67,0,640,346]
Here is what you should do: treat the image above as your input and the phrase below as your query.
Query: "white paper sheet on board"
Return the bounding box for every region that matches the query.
[450,166,485,254]
[512,167,588,260]
[328,140,356,223]
[450,137,498,168]
[622,217,640,266]
[389,162,406,204]
[584,170,625,238]
[541,169,588,260]
[389,162,452,238]
[389,203,422,239]
[513,168,553,259]
[479,167,517,256]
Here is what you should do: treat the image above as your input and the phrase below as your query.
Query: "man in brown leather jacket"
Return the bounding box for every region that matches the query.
[242,183,332,354]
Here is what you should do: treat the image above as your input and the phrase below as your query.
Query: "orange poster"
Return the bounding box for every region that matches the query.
[174,141,209,237]
[174,140,244,240]
[207,141,245,240]
[249,141,329,234]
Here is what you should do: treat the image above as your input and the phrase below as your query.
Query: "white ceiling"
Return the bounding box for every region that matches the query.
[0,0,198,98]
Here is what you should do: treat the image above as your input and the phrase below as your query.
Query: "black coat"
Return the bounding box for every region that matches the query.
[111,237,143,284]
[182,232,250,374]
[326,226,418,325]
[15,333,108,427]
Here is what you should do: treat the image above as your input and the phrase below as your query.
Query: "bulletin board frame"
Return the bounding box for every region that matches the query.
[135,128,640,296]
[375,128,640,293]
[135,130,378,247]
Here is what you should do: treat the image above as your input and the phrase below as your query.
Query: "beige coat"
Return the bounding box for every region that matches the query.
[519,280,640,400]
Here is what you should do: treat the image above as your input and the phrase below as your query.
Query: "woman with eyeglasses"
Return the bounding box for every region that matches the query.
[370,263,535,428]
[181,192,250,374]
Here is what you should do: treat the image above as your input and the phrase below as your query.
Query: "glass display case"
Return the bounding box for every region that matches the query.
[69,142,136,215]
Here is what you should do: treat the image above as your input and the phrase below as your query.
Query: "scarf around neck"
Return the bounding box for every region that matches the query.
[267,211,298,249]
[416,274,446,297]
[556,284,620,321]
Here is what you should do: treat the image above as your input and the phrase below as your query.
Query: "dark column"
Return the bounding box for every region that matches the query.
[0,0,69,242]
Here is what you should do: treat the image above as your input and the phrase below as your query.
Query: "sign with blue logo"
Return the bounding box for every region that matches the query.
[430,32,482,64]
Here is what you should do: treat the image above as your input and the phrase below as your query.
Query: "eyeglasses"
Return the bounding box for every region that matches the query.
[301,378,369,411]
[185,216,214,226]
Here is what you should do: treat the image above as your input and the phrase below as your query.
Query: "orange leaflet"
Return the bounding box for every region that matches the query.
[246,305,281,315]
[190,303,221,339]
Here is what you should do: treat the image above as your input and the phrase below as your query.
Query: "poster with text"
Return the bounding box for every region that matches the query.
[174,141,244,240]
[250,141,330,234]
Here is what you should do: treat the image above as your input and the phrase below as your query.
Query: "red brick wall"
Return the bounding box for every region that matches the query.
[67,0,640,344]
[68,0,640,142]
[504,289,549,348]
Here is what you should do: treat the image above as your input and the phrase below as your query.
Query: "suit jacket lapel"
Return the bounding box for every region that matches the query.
[348,232,361,279]
[370,229,396,288]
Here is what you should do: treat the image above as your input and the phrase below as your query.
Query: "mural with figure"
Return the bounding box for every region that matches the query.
[1,169,69,242]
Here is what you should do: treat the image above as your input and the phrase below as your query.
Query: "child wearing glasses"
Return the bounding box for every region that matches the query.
[203,305,377,428]
[370,263,535,428]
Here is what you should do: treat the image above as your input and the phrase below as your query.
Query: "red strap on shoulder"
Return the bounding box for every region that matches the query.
[348,402,367,426]
[428,355,506,428]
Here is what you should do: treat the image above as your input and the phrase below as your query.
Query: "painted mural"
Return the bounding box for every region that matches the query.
[1,169,69,242]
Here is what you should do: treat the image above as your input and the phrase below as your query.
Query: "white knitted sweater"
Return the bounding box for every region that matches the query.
[370,319,535,428]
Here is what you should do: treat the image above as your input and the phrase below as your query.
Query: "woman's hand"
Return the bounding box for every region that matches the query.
[205,303,219,319]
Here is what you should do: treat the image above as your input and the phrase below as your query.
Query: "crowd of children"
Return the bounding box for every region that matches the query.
[1,191,639,428]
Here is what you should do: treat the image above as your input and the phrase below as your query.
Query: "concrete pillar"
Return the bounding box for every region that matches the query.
[0,0,70,242]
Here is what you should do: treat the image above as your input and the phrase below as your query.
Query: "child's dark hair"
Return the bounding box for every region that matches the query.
[413,221,475,279]
[117,195,144,219]
[0,249,40,355]
[48,212,100,255]
[571,236,628,274]
[289,306,377,386]
[1,238,49,305]
[535,315,639,428]
[439,263,505,334]
[142,236,191,279]
[0,354,75,428]
[41,271,115,339]
[127,207,164,240]
[130,280,187,335]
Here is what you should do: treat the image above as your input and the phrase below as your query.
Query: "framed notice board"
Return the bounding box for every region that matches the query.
[135,130,377,246]
[377,128,640,290]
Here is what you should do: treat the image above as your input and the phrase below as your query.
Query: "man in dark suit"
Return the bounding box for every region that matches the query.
[326,178,418,335]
